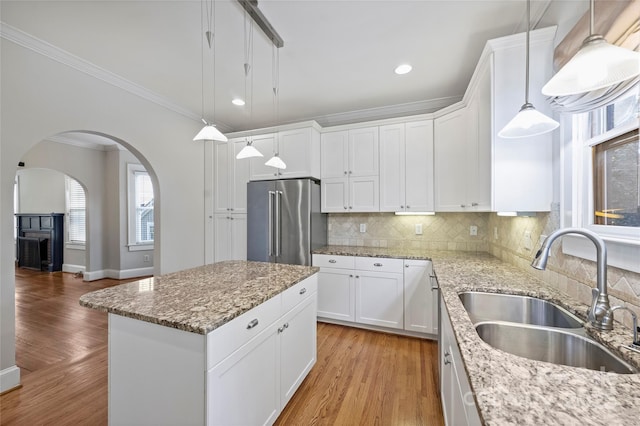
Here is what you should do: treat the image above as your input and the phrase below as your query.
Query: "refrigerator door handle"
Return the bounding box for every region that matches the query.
[275,191,283,257]
[268,191,275,256]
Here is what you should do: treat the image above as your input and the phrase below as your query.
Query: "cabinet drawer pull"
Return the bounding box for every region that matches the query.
[299,288,307,295]
[373,263,383,267]
[246,319,259,330]
[471,202,479,207]
[444,352,451,365]
[328,259,337,264]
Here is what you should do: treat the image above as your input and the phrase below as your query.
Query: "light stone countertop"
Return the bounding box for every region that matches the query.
[312,245,432,260]
[79,260,319,334]
[314,246,640,425]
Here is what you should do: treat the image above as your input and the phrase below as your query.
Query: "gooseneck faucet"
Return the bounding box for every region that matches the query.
[531,228,612,330]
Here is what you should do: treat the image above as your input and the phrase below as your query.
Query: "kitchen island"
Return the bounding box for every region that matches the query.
[80,260,319,426]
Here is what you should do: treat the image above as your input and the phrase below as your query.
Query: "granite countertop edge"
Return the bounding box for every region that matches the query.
[79,261,319,335]
[314,245,640,425]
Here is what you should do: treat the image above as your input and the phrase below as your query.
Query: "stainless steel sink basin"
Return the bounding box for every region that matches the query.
[459,291,583,328]
[475,322,636,374]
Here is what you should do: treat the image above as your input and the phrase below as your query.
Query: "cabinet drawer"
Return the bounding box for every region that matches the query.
[207,293,282,369]
[355,256,404,273]
[282,275,318,313]
[312,254,355,270]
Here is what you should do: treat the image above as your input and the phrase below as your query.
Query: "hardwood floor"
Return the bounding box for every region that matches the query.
[1,269,444,425]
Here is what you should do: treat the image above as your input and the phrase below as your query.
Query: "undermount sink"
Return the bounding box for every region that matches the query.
[459,291,583,328]
[475,322,637,374]
[459,291,636,374]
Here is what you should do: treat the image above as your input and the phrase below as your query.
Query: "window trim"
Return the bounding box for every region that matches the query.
[65,175,87,247]
[127,163,154,251]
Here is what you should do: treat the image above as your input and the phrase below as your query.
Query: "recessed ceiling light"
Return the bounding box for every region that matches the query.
[232,98,245,106]
[394,64,412,75]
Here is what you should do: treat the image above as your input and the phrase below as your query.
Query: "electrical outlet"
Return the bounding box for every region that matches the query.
[494,226,499,240]
[415,224,423,235]
[359,223,367,233]
[470,225,478,236]
[143,255,150,263]
[524,230,533,251]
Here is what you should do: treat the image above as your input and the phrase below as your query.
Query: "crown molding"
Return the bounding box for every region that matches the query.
[0,22,232,130]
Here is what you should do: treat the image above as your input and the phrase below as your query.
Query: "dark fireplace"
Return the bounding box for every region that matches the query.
[16,213,64,272]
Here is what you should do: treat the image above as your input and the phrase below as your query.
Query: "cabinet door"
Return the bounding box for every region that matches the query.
[321,178,348,213]
[405,120,435,212]
[349,176,379,212]
[213,141,231,214]
[320,131,348,178]
[473,63,492,212]
[231,140,251,213]
[230,214,247,261]
[404,260,437,334]
[279,294,317,407]
[434,109,469,212]
[379,124,405,212]
[207,323,280,426]
[278,128,319,180]
[214,214,231,262]
[348,127,379,177]
[355,271,403,329]
[317,268,355,321]
[249,134,278,181]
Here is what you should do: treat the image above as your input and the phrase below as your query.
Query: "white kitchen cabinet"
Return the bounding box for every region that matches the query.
[214,138,251,214]
[313,254,435,336]
[248,125,321,181]
[214,213,246,262]
[440,294,481,426]
[434,27,555,213]
[321,127,379,212]
[404,260,438,335]
[380,120,434,212]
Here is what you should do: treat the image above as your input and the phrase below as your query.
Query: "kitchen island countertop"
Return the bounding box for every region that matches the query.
[79,260,319,334]
[314,246,640,425]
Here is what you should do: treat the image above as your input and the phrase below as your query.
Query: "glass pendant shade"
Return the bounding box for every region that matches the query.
[193,124,228,142]
[236,142,263,159]
[498,103,559,138]
[542,35,640,97]
[265,154,286,169]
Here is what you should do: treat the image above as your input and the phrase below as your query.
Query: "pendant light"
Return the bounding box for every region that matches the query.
[236,15,263,160]
[498,0,559,139]
[541,0,640,97]
[193,0,227,142]
[265,46,286,170]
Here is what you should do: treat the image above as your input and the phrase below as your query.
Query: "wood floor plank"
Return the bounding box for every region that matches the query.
[1,268,444,425]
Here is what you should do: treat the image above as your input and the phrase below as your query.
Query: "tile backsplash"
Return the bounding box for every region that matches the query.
[327,212,488,252]
[328,210,640,328]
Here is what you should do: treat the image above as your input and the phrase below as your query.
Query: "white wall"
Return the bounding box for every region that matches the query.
[1,37,207,390]
[16,168,66,213]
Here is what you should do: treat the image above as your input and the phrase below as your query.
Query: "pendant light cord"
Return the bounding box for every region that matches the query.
[200,0,205,122]
[524,0,530,105]
[590,0,595,35]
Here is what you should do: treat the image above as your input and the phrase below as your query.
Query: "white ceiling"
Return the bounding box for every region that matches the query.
[1,0,586,135]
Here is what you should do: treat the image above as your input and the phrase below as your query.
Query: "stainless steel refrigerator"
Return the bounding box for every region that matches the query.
[247,178,327,266]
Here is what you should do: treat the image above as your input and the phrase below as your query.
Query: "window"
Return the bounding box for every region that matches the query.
[128,164,154,250]
[563,88,639,273]
[65,176,86,245]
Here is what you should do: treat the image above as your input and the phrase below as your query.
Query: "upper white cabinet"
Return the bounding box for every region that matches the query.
[380,120,434,212]
[321,127,379,212]
[434,27,556,213]
[248,125,321,181]
[214,138,251,214]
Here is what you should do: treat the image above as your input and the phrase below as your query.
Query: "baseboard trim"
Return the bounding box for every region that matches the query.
[317,317,437,340]
[62,264,86,274]
[0,365,21,393]
[83,267,153,281]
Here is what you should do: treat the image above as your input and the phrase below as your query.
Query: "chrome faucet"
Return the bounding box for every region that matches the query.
[531,228,612,330]
[602,306,640,349]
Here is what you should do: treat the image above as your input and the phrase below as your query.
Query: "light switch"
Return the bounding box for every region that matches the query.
[359,223,367,233]
[415,224,423,235]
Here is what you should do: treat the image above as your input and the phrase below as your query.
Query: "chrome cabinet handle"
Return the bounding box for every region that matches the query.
[444,351,451,365]
[343,206,348,210]
[406,205,410,209]
[460,204,466,208]
[247,319,259,330]
[344,171,347,175]
[471,202,478,206]
[373,263,383,267]
[349,171,352,174]
[400,205,404,209]
[328,259,337,264]
[299,288,307,295]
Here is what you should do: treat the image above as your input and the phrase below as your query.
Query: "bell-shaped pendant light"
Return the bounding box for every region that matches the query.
[542,0,640,96]
[499,0,558,139]
[236,139,263,159]
[194,119,228,142]
[265,153,286,169]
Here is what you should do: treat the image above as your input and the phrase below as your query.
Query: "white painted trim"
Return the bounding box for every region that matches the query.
[0,366,21,393]
[317,317,436,341]
[0,22,225,130]
[83,267,154,282]
[47,134,121,152]
[62,264,86,274]
[563,236,640,274]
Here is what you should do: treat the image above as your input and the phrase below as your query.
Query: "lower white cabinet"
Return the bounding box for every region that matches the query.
[214,213,247,262]
[440,294,481,426]
[313,254,436,335]
[108,275,318,426]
